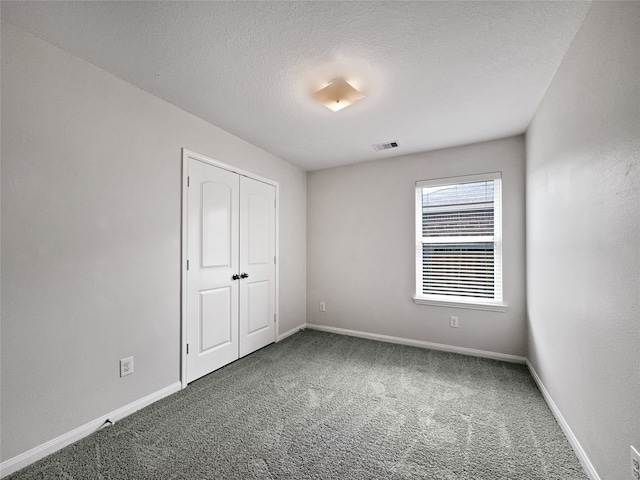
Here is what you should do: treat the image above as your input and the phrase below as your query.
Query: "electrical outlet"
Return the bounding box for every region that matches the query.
[450,316,459,328]
[120,356,134,377]
[319,302,326,312]
[631,445,640,479]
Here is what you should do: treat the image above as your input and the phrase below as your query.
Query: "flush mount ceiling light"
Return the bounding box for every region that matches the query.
[312,78,364,112]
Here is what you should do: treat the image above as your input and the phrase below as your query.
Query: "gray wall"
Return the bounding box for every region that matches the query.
[525,3,640,479]
[0,22,306,461]
[307,136,526,356]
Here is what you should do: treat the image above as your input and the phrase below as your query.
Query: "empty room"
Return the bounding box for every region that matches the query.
[1,1,638,479]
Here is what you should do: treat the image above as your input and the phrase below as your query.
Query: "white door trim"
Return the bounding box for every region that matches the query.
[180,149,279,389]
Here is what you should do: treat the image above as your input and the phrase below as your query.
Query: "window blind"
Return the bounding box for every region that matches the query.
[416,174,502,304]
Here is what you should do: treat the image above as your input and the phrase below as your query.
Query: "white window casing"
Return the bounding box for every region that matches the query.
[414,172,507,312]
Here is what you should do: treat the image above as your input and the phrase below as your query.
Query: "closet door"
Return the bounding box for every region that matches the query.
[186,158,240,383]
[238,176,276,357]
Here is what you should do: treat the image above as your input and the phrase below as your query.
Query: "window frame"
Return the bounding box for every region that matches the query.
[413,172,507,312]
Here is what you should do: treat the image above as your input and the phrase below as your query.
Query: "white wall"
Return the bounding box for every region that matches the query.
[0,22,306,462]
[307,136,526,356]
[526,2,640,479]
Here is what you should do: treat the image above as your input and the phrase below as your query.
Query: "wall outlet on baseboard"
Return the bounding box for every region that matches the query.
[120,357,134,377]
[450,316,459,328]
[632,445,640,479]
[319,302,326,312]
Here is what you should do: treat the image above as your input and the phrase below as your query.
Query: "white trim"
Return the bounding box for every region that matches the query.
[182,149,278,187]
[0,382,181,478]
[305,324,525,364]
[412,296,508,312]
[274,182,280,352]
[180,149,280,389]
[180,152,189,389]
[416,171,501,188]
[277,325,304,342]
[526,360,601,480]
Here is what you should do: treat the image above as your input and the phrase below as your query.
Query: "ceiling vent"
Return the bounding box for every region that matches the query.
[373,141,400,151]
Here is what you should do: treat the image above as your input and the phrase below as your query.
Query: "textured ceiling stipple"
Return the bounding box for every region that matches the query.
[2,1,592,170]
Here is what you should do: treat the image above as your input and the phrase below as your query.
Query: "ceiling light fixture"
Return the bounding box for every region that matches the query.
[313,78,364,112]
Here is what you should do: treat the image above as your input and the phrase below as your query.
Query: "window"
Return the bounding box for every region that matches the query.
[414,172,506,311]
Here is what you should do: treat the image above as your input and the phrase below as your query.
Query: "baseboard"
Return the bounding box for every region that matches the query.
[305,324,526,364]
[0,381,181,478]
[277,324,305,342]
[526,360,601,480]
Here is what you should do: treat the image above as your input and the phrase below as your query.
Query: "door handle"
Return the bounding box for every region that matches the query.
[232,274,240,281]
[240,272,249,279]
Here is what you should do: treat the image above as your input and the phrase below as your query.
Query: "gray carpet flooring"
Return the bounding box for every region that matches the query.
[7,330,588,479]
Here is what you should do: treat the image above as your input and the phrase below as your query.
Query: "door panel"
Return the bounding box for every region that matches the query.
[247,281,270,334]
[201,182,232,268]
[239,176,276,357]
[186,158,239,383]
[248,193,269,264]
[199,287,232,352]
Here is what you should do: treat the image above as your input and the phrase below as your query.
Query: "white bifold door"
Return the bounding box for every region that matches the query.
[186,157,276,384]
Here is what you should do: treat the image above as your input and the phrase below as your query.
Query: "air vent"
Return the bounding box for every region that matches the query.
[373,141,400,151]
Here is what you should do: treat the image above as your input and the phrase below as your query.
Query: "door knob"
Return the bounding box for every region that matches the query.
[232,274,240,280]
[240,272,249,278]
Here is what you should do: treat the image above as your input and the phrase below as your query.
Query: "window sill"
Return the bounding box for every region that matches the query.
[412,297,508,312]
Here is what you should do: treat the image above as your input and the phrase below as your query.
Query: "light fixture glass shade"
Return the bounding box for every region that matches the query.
[313,78,364,112]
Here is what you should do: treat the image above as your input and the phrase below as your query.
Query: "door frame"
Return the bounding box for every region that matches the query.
[180,148,280,389]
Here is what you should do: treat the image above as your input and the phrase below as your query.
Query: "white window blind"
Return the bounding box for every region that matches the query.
[414,173,504,309]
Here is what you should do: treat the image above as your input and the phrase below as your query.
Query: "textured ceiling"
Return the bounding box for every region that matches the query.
[2,1,591,171]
